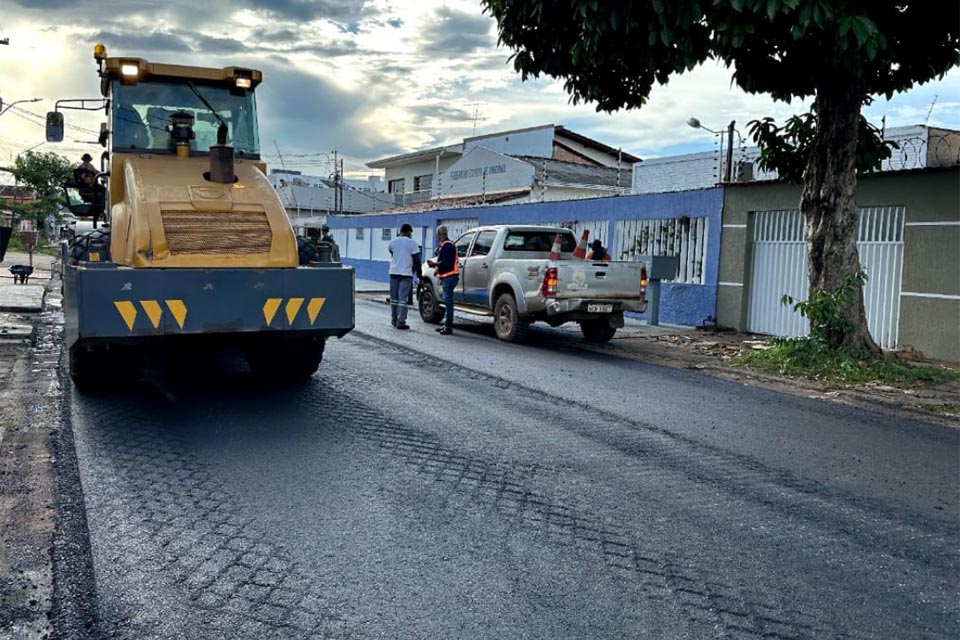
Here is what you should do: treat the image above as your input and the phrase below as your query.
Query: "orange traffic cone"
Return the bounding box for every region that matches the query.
[548,233,563,261]
[572,229,589,259]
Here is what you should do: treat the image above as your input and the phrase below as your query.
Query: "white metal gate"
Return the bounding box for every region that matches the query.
[437,217,479,242]
[857,207,905,349]
[614,217,708,284]
[746,207,905,348]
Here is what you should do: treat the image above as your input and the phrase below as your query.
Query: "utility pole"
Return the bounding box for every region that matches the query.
[328,151,344,216]
[330,150,339,216]
[339,158,344,215]
[724,120,735,183]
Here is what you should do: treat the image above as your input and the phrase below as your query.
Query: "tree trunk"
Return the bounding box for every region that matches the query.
[800,86,880,353]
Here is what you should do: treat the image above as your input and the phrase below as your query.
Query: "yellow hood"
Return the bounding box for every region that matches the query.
[110,154,297,268]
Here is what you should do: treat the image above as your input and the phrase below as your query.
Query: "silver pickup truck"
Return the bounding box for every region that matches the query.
[418,225,656,343]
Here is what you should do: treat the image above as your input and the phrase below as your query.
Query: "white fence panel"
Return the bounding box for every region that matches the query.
[747,207,905,348]
[438,217,479,242]
[613,216,708,284]
[857,206,905,349]
[747,210,809,337]
[420,226,434,257]
[346,227,370,259]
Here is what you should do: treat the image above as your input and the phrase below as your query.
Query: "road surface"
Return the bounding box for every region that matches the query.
[65,298,959,639]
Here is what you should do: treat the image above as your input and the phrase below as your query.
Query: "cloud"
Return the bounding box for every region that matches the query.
[286,41,360,57]
[256,63,394,160]
[245,0,374,22]
[405,103,475,122]
[418,6,496,56]
[2,0,957,184]
[87,27,359,60]
[192,34,250,55]
[9,0,75,8]
[91,31,193,53]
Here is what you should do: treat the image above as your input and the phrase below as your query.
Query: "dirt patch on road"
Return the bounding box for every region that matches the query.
[0,317,58,639]
[0,272,98,640]
[608,329,960,428]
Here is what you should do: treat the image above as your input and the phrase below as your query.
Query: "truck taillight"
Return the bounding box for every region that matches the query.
[541,266,558,297]
[640,266,648,297]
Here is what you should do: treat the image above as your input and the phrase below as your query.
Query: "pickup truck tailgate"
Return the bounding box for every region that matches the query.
[554,261,644,299]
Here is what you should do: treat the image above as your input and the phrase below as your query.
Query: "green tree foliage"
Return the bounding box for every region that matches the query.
[483,1,957,110]
[10,150,73,232]
[782,270,867,348]
[748,111,897,183]
[482,0,959,351]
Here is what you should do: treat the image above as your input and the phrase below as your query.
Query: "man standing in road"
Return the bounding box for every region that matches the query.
[320,224,340,262]
[388,223,421,330]
[427,225,458,335]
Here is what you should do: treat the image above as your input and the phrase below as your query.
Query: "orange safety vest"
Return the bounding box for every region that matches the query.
[435,239,460,279]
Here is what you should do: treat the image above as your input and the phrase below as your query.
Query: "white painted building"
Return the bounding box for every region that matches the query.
[366,124,638,211]
[632,125,960,195]
[267,170,394,231]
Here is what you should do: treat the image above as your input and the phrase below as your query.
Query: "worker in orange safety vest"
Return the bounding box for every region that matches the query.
[427,225,459,335]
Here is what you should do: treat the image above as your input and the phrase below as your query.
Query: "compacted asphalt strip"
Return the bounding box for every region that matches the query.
[59,298,958,639]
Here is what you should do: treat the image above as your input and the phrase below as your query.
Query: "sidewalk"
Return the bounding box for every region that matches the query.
[355,279,959,427]
[0,251,56,339]
[0,251,63,639]
[355,277,390,294]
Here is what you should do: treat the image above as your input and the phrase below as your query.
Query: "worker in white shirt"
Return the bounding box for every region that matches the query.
[388,223,422,330]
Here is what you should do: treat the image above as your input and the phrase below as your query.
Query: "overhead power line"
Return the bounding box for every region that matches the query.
[7,105,101,136]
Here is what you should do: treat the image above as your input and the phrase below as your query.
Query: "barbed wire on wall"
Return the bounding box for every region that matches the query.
[881,132,960,171]
[723,131,960,182]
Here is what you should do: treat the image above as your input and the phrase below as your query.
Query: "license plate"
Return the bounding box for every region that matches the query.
[587,303,613,313]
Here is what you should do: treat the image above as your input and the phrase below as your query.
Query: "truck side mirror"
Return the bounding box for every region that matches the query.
[46,112,64,142]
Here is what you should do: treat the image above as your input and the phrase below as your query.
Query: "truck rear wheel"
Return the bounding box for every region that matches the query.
[494,293,529,343]
[580,319,616,343]
[418,281,443,324]
[246,336,325,381]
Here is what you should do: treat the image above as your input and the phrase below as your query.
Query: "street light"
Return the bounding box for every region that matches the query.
[686,117,720,135]
[0,97,42,117]
[688,116,738,183]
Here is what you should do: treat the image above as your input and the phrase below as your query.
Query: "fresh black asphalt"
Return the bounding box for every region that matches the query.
[60,299,959,639]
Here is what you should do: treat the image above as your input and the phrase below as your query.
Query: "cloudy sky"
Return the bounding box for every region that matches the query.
[1,0,957,184]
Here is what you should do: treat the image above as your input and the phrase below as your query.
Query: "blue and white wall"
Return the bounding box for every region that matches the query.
[325,188,723,327]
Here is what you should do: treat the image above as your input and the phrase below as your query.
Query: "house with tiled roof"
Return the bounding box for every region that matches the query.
[365,124,638,211]
[0,185,35,205]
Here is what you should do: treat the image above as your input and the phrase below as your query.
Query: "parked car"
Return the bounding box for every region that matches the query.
[418,225,666,343]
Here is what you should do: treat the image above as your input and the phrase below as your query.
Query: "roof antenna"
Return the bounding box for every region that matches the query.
[471,103,486,136]
[924,95,938,126]
[273,139,287,169]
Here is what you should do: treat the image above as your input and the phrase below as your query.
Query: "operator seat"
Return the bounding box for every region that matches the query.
[147,107,177,150]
